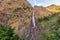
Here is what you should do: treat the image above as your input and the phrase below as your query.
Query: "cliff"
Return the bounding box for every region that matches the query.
[0,0,32,33]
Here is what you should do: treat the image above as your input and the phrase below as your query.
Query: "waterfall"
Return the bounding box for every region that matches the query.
[32,9,36,27]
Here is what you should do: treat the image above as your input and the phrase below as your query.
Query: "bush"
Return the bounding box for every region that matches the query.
[0,24,18,40]
[37,13,60,40]
[37,18,43,22]
[43,17,49,21]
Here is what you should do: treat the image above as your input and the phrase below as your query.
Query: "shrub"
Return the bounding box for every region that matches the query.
[13,8,22,12]
[0,24,18,40]
[37,13,60,40]
[37,18,43,22]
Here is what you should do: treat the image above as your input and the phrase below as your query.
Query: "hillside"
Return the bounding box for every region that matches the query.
[37,12,60,40]
[0,0,60,40]
[46,4,60,12]
[34,6,51,19]
[0,0,32,33]
[34,5,60,40]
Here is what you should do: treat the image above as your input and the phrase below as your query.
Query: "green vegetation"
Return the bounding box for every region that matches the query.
[23,6,30,10]
[13,7,22,12]
[37,13,59,23]
[37,13,60,40]
[0,24,18,40]
[0,23,27,40]
[13,7,30,13]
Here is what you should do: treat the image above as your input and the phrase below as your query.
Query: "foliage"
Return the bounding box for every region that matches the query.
[37,13,60,23]
[0,24,18,40]
[13,7,22,12]
[37,13,60,40]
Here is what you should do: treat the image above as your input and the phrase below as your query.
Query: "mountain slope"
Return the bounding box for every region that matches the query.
[46,4,60,12]
[34,6,51,19]
[37,12,60,40]
[0,0,32,33]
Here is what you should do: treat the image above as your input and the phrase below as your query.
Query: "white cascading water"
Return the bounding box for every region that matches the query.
[32,9,36,27]
[27,0,36,27]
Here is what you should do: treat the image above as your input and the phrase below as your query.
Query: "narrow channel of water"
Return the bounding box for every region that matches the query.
[32,9,36,27]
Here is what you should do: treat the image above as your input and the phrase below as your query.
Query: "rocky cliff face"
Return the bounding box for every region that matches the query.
[0,0,32,33]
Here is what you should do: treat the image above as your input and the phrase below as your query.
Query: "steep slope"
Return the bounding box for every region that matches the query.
[46,4,60,12]
[0,0,32,33]
[37,12,60,40]
[34,6,51,19]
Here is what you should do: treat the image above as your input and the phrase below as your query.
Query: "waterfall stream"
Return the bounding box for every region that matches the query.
[32,9,36,27]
